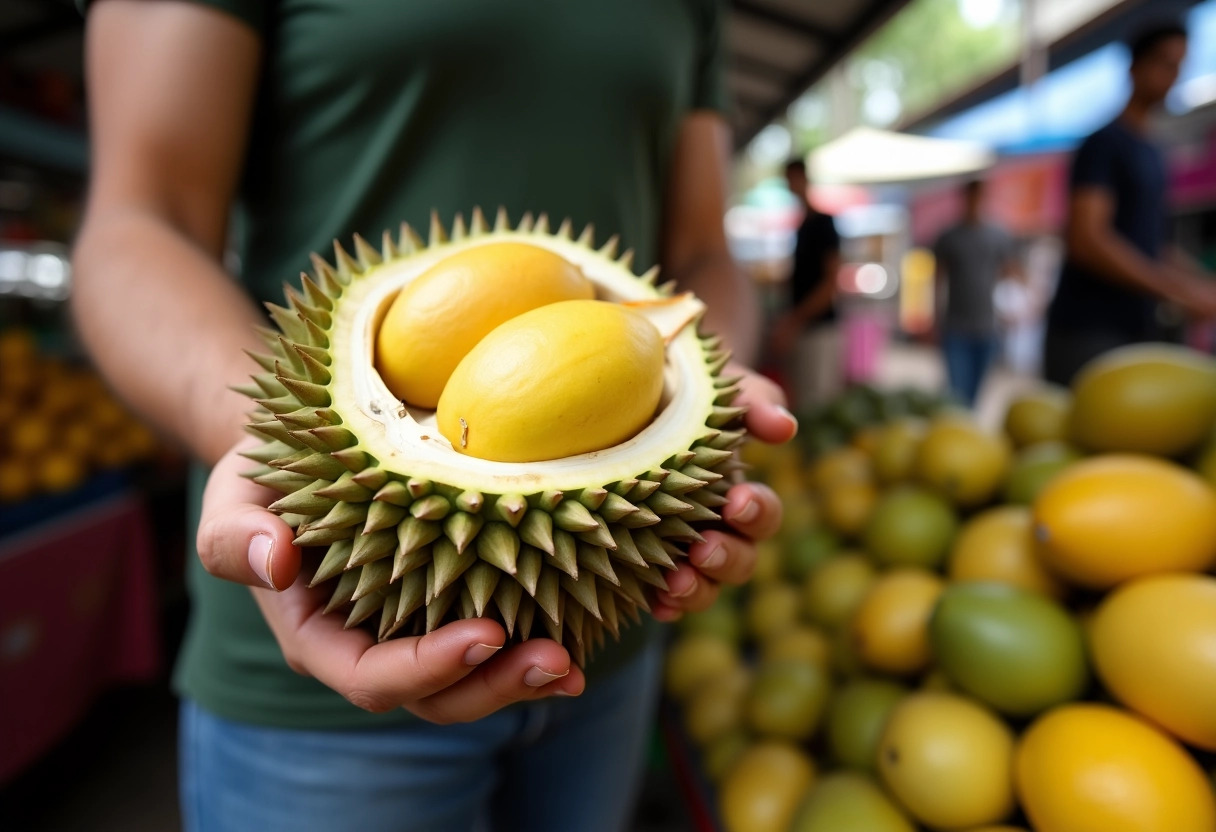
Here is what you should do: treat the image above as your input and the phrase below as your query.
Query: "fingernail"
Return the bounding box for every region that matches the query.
[671,578,698,599]
[775,405,799,433]
[248,534,276,590]
[463,643,502,666]
[695,545,725,570]
[525,667,569,687]
[733,499,760,525]
[554,689,581,697]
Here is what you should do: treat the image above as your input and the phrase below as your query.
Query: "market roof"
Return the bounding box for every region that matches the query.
[725,0,914,145]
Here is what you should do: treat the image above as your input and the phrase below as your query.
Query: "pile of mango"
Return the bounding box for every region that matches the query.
[665,342,1216,832]
[0,328,161,504]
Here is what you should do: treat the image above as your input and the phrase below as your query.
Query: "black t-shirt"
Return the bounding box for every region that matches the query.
[1049,119,1169,338]
[789,210,841,324]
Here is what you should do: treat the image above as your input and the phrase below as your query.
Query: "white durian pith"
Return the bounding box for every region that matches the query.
[238,208,745,663]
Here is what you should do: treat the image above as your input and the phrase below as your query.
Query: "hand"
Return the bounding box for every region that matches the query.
[197,440,583,724]
[769,313,802,360]
[650,365,796,621]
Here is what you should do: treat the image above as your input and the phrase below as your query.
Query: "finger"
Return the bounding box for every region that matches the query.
[731,365,798,444]
[687,529,757,586]
[654,561,720,613]
[651,602,684,622]
[413,639,584,724]
[284,603,513,712]
[721,481,784,542]
[198,442,302,589]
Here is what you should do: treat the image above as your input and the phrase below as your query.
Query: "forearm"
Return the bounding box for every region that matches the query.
[72,208,264,465]
[673,252,760,366]
[1072,229,1196,305]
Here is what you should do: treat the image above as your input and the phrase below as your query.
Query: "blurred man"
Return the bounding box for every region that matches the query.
[773,159,842,411]
[933,179,1022,406]
[1044,20,1216,384]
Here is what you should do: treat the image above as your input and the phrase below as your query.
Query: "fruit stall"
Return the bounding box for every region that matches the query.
[662,343,1216,832]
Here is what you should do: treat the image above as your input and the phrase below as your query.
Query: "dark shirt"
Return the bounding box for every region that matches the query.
[789,210,840,324]
[934,221,1014,336]
[1049,119,1169,338]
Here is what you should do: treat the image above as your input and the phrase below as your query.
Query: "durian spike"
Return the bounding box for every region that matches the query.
[640,266,660,285]
[552,500,598,533]
[517,211,534,232]
[282,452,347,480]
[352,233,381,269]
[253,469,315,494]
[561,571,602,621]
[533,213,550,234]
[576,516,617,551]
[492,494,528,527]
[364,501,408,535]
[516,596,536,640]
[541,598,564,644]
[240,440,297,465]
[477,522,519,574]
[346,590,385,629]
[455,490,484,513]
[518,509,555,555]
[679,498,721,524]
[396,569,427,621]
[331,449,371,473]
[565,604,586,666]
[397,516,441,558]
[410,494,450,521]
[310,539,355,586]
[617,504,661,529]
[597,584,620,638]
[550,530,579,579]
[655,516,705,543]
[298,272,333,311]
[612,569,652,613]
[314,473,373,503]
[574,487,608,511]
[628,561,670,592]
[617,249,634,271]
[556,217,573,239]
[309,253,341,295]
[444,511,484,554]
[324,570,360,615]
[432,539,476,595]
[632,528,676,569]
[470,206,489,235]
[351,467,389,491]
[458,587,477,621]
[352,559,393,601]
[646,492,694,516]
[398,222,423,253]
[691,446,735,468]
[609,527,647,568]
[534,567,561,625]
[293,525,356,548]
[495,578,524,635]
[269,479,336,515]
[380,229,399,262]
[599,235,619,259]
[494,206,510,232]
[451,213,468,240]
[427,584,460,633]
[311,500,368,531]
[597,493,638,523]
[516,545,543,596]
[627,479,662,500]
[576,543,619,586]
[392,542,432,583]
[332,241,359,282]
[465,562,500,617]
[577,222,595,247]
[374,481,413,507]
[428,212,448,246]
[349,529,397,567]
[378,584,403,640]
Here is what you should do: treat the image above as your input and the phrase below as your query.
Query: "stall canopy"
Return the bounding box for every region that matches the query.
[725,0,915,145]
[810,126,995,185]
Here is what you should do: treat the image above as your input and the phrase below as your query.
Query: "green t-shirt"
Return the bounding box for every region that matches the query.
[125,0,727,729]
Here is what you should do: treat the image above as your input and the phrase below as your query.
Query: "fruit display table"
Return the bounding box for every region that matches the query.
[0,487,160,782]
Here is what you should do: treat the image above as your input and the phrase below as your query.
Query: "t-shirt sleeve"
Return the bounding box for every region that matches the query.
[824,215,841,252]
[79,0,270,35]
[1070,131,1116,193]
[691,0,729,113]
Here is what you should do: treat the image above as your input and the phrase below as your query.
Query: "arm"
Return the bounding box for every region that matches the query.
[652,111,794,619]
[1066,187,1215,315]
[788,247,840,324]
[75,0,579,721]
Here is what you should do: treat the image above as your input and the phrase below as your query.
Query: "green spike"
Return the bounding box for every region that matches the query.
[577,221,595,246]
[242,464,276,482]
[353,558,393,601]
[495,578,523,635]
[679,498,720,524]
[455,490,484,514]
[628,562,670,592]
[516,211,535,232]
[518,510,554,555]
[659,469,706,495]
[470,206,490,234]
[715,372,744,389]
[349,529,397,567]
[244,349,278,374]
[364,501,407,534]
[609,527,647,568]
[575,487,608,511]
[330,448,371,473]
[517,596,536,640]
[597,493,638,523]
[706,430,746,450]
[694,488,729,508]
[276,375,330,408]
[332,240,360,281]
[352,233,381,269]
[392,543,431,582]
[492,494,528,527]
[397,517,441,558]
[465,562,500,617]
[253,469,314,494]
[351,468,389,491]
[633,528,676,569]
[535,567,561,624]
[610,478,639,497]
[255,395,303,415]
[280,512,310,528]
[542,601,564,644]
[309,539,355,586]
[293,525,355,552]
[561,572,601,621]
[666,450,697,468]
[270,479,336,515]
[597,584,620,638]
[381,228,400,261]
[277,407,337,431]
[618,504,661,529]
[691,446,735,469]
[533,213,549,234]
[707,406,747,428]
[706,351,732,375]
[410,494,450,521]
[576,543,619,586]
[311,500,368,531]
[309,253,341,294]
[240,440,296,465]
[628,479,662,500]
[516,545,543,596]
[281,451,347,480]
[267,303,311,345]
[429,211,449,245]
[374,481,412,506]
[646,492,694,516]
[314,473,374,503]
[655,516,704,543]
[576,516,617,550]
[396,568,427,621]
[534,490,564,512]
[398,221,424,252]
[299,272,333,311]
[714,385,742,405]
[324,570,360,614]
[345,590,385,628]
[444,511,484,554]
[681,464,724,484]
[599,234,619,258]
[553,500,598,533]
[550,530,579,579]
[565,604,586,665]
[458,587,477,621]
[612,569,651,612]
[299,313,330,349]
[407,478,433,499]
[432,539,476,595]
[294,426,357,452]
[427,584,460,633]
[477,522,519,574]
[248,419,296,445]
[451,213,469,239]
[378,583,403,640]
[251,372,289,398]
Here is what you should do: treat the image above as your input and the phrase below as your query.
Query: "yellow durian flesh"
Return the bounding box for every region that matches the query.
[437,299,665,462]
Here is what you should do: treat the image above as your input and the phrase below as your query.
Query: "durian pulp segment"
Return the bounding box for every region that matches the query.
[343,237,716,492]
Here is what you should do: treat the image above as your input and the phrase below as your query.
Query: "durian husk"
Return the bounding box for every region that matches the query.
[238,208,745,664]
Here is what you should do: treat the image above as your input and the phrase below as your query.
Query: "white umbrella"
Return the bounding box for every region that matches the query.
[810,126,996,185]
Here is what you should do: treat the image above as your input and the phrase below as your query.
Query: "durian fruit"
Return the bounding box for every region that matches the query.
[238,209,744,663]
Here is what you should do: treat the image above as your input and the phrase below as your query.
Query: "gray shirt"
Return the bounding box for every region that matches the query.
[934,222,1015,336]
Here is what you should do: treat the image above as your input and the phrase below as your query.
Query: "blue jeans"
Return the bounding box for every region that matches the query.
[179,641,662,832]
[942,331,998,407]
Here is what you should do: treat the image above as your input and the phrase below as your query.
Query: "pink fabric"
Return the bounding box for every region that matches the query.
[0,493,160,782]
[843,313,885,383]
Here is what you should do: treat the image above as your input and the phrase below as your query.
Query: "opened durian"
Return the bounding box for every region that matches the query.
[238,209,744,663]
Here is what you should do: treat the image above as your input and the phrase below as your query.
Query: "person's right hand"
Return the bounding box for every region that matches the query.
[197,438,584,724]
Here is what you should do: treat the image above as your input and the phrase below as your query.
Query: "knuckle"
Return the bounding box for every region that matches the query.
[195,520,224,576]
[345,688,395,714]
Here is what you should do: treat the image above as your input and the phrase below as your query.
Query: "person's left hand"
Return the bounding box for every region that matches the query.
[650,364,796,621]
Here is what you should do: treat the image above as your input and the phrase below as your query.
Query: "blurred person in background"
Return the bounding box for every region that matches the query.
[1044,20,1216,384]
[933,178,1022,406]
[69,2,795,831]
[772,158,843,412]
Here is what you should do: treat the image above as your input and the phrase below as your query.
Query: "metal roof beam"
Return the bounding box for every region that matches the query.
[731,1,836,42]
